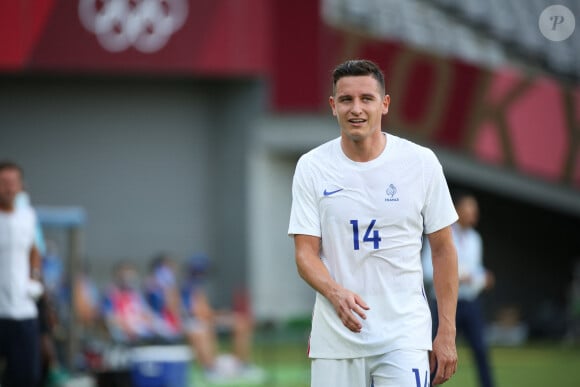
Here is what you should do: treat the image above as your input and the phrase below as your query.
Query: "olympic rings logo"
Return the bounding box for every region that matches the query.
[79,0,188,53]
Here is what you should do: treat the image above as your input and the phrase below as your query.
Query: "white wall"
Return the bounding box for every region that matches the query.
[247,114,338,321]
[0,77,259,293]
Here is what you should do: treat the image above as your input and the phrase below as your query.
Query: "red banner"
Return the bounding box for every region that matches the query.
[0,0,270,75]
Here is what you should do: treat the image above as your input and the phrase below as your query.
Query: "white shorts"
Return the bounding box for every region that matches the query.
[311,349,430,387]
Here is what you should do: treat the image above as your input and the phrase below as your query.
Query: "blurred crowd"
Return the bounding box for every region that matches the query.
[1,160,266,387]
[44,250,265,385]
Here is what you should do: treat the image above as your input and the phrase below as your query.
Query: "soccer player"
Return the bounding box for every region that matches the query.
[288,59,459,386]
[0,161,43,387]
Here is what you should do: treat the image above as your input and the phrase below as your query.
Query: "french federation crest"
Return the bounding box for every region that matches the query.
[385,184,399,202]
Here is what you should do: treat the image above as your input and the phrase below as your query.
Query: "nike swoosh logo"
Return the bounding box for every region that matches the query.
[323,188,343,196]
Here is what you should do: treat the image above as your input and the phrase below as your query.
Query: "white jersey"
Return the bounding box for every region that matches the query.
[0,206,38,319]
[288,133,457,359]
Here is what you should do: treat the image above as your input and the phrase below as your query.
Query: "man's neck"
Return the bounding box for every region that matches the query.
[341,131,386,162]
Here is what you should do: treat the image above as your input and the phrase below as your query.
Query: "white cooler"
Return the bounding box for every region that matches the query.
[130,345,194,387]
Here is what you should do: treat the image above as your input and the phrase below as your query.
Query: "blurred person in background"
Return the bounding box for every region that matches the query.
[102,261,158,344]
[423,191,495,387]
[0,161,43,386]
[16,202,70,387]
[73,263,101,331]
[181,253,265,383]
[143,253,183,341]
[289,59,459,387]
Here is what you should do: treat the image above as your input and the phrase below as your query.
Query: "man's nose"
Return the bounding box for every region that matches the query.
[351,99,363,114]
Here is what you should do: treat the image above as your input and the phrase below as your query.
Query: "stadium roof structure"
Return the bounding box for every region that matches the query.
[322,0,579,85]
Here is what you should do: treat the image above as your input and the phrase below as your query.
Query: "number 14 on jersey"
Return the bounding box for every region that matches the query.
[350,219,381,250]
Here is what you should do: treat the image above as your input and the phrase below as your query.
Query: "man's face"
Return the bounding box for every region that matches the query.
[457,196,479,228]
[329,75,390,142]
[0,168,23,209]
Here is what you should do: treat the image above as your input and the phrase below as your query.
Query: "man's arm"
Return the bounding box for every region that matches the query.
[427,226,458,385]
[30,245,42,281]
[26,244,45,301]
[294,234,369,333]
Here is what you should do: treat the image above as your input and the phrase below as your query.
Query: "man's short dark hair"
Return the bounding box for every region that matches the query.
[332,59,386,95]
[0,160,23,175]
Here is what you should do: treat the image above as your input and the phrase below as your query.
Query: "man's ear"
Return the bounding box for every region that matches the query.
[329,96,337,116]
[383,94,391,115]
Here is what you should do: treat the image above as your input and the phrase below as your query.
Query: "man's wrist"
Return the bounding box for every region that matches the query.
[31,268,42,280]
[436,321,456,336]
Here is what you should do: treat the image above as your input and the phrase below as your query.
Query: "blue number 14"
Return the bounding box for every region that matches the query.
[412,368,429,387]
[350,219,381,250]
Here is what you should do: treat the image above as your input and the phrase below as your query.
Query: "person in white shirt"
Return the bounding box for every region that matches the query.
[422,192,495,387]
[288,59,459,387]
[0,161,43,387]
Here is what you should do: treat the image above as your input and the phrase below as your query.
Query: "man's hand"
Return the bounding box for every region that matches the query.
[327,286,369,332]
[430,332,457,385]
[27,279,44,301]
[294,234,370,333]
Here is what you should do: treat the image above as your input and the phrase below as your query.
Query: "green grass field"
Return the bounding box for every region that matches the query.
[448,343,580,387]
[191,336,311,387]
[191,336,580,387]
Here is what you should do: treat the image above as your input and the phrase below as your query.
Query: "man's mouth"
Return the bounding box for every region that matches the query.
[349,118,366,124]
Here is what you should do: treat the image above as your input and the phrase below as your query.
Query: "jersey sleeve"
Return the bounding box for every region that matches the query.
[288,154,321,237]
[422,150,458,234]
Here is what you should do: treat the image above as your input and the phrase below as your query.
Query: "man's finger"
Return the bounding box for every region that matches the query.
[428,351,436,371]
[429,352,438,385]
[433,360,457,385]
[346,321,361,333]
[342,312,362,332]
[352,304,367,320]
[432,365,444,385]
[352,294,369,320]
[349,313,363,331]
[354,294,370,310]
